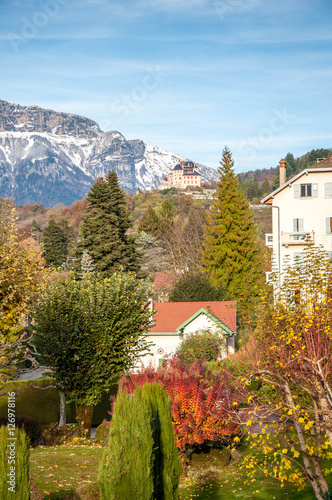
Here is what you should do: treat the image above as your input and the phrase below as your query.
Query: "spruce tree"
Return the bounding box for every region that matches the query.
[202,147,264,317]
[138,205,160,237]
[78,170,136,277]
[42,219,68,268]
[0,426,30,499]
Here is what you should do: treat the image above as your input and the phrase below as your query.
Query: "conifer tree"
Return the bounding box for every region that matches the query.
[78,170,136,277]
[42,219,68,268]
[202,147,264,318]
[98,383,180,500]
[138,205,160,237]
[79,250,95,277]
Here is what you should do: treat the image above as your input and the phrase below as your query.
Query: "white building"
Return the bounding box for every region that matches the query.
[139,301,236,368]
[261,156,332,284]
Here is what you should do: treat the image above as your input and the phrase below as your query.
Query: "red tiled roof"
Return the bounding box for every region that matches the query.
[149,301,236,333]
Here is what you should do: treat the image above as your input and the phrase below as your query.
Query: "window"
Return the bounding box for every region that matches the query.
[301,184,312,197]
[326,217,332,234]
[327,251,332,261]
[293,218,304,232]
[294,183,318,198]
[294,252,304,264]
[292,218,305,240]
[325,183,332,197]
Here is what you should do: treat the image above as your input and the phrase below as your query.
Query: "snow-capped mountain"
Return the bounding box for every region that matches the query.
[0,100,216,206]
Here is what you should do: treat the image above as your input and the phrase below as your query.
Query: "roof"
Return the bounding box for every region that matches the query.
[173,164,183,171]
[149,301,236,334]
[261,159,332,204]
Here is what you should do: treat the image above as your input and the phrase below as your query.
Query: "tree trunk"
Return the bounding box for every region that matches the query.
[76,405,94,438]
[58,392,66,427]
[284,382,325,500]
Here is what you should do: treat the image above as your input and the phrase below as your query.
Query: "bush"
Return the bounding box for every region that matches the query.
[175,329,225,362]
[98,383,180,499]
[122,359,241,451]
[40,423,77,446]
[0,379,117,426]
[95,420,110,447]
[0,416,41,446]
[0,425,30,499]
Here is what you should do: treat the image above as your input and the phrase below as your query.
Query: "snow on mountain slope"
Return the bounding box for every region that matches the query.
[0,100,216,206]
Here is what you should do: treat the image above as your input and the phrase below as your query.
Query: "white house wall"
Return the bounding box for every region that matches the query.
[271,170,332,277]
[141,314,228,369]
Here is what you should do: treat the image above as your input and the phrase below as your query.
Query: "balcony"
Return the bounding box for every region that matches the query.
[281,231,315,246]
[265,233,273,247]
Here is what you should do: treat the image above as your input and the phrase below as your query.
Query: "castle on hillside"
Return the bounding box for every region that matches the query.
[158,161,201,190]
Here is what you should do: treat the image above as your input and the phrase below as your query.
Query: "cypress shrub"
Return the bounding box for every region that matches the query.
[98,383,180,500]
[98,389,154,500]
[141,383,181,499]
[0,425,30,499]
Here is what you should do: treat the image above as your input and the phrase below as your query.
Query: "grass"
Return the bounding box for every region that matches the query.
[30,439,326,499]
[30,444,104,499]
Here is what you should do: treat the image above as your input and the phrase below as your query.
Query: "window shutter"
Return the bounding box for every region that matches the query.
[299,218,304,231]
[294,184,300,198]
[313,184,318,198]
[325,183,332,197]
[326,217,331,234]
[293,219,298,232]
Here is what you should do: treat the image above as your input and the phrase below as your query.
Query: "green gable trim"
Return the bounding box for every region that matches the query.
[175,308,233,336]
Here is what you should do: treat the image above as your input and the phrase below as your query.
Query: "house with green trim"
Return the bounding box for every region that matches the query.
[139,301,236,368]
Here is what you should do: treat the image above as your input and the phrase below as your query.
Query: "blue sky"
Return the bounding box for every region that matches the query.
[0,0,332,173]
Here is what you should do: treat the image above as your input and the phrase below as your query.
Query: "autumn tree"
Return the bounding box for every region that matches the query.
[138,205,160,237]
[230,247,332,500]
[32,270,152,437]
[202,147,265,319]
[0,199,44,390]
[77,170,136,277]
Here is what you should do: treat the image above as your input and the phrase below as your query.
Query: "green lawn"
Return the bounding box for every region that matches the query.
[30,442,323,499]
[30,445,104,499]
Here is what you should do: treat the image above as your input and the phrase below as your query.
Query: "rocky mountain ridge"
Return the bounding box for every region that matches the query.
[0,100,216,206]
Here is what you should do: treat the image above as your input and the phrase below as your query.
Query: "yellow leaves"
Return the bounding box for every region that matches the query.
[293,451,300,458]
[282,448,288,455]
[287,410,293,416]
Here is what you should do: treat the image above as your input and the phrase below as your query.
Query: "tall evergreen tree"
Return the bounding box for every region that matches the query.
[138,205,160,237]
[78,171,136,277]
[42,219,68,268]
[202,147,265,318]
[285,152,296,178]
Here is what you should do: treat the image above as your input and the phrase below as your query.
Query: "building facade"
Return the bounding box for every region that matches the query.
[262,157,332,283]
[158,161,201,189]
[138,301,236,368]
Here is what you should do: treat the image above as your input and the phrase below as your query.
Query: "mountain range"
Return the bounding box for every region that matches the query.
[0,100,216,206]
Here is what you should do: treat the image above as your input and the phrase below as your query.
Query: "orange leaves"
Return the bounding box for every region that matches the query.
[123,358,241,451]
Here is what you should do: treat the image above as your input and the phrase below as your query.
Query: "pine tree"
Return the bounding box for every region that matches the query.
[42,219,68,268]
[260,178,270,197]
[138,205,160,237]
[285,152,296,178]
[78,170,136,277]
[169,271,231,302]
[202,147,264,317]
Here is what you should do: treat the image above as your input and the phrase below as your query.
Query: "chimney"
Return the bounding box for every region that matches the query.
[147,298,154,312]
[279,159,286,186]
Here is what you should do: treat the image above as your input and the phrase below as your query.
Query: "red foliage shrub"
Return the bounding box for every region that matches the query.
[122,358,240,451]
